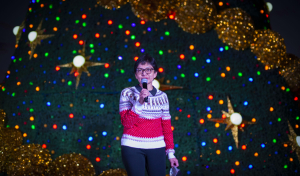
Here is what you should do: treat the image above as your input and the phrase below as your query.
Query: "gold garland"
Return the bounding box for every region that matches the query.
[279,53,300,90]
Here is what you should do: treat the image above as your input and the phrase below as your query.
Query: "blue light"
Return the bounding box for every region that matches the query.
[6,75,9,78]
[160,36,164,40]
[11,56,15,59]
[187,171,191,175]
[83,116,86,119]
[78,139,81,142]
[175,144,179,148]
[187,132,191,136]
[275,151,278,154]
[97,57,101,61]
[141,49,144,53]
[147,27,151,31]
[206,59,211,63]
[124,45,128,48]
[102,131,107,136]
[57,105,61,108]
[228,146,232,151]
[118,56,122,60]
[249,165,253,169]
[102,146,106,150]
[100,104,104,108]
[261,144,265,148]
[194,73,199,77]
[174,76,177,80]
[23,101,26,104]
[62,125,67,130]
[105,47,108,51]
[53,80,56,84]
[177,65,181,69]
[27,139,30,143]
[201,142,206,146]
[206,107,211,111]
[128,78,132,82]
[219,47,224,52]
[269,121,272,125]
[244,101,248,106]
[13,113,15,116]
[89,137,93,141]
[47,102,51,106]
[131,23,135,27]
[249,78,253,82]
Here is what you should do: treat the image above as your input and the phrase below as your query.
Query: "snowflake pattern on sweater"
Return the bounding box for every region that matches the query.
[119,85,175,159]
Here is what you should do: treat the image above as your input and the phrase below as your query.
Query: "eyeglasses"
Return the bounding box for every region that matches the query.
[136,68,154,74]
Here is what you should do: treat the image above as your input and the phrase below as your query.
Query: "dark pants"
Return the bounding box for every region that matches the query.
[121,145,166,176]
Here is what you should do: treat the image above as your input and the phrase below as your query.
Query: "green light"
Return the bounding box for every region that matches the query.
[79,126,82,130]
[131,35,135,40]
[165,31,170,36]
[13,59,16,63]
[6,125,9,128]
[286,88,290,92]
[2,88,5,91]
[104,73,109,78]
[29,82,33,85]
[82,22,86,27]
[51,115,54,119]
[206,77,211,81]
[30,108,34,112]
[188,151,192,154]
[273,139,276,143]
[75,20,79,24]
[56,17,60,21]
[36,0,40,2]
[159,50,163,55]
[72,50,77,54]
[192,56,196,61]
[257,71,261,75]
[62,139,65,142]
[29,9,32,12]
[49,4,53,9]
[181,73,185,78]
[19,58,22,61]
[278,118,281,122]
[45,53,49,57]
[120,69,125,74]
[296,116,299,120]
[284,165,287,169]
[225,46,229,50]
[12,92,15,97]
[118,24,123,29]
[90,44,94,48]
[238,72,242,77]
[90,49,95,54]
[68,81,72,86]
[31,125,35,129]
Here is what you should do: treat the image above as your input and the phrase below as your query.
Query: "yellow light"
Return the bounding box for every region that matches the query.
[15,44,18,48]
[260,10,264,14]
[41,4,44,8]
[96,99,99,102]
[252,118,256,123]
[207,114,212,119]
[17,82,21,86]
[284,143,288,147]
[296,124,299,128]
[33,54,38,58]
[270,107,274,111]
[189,45,194,50]
[107,155,110,157]
[221,73,225,77]
[175,116,179,120]
[290,158,293,162]
[281,86,285,91]
[23,133,27,137]
[215,123,220,128]
[219,2,223,6]
[171,126,174,131]
[44,124,47,128]
[70,103,73,107]
[28,51,31,55]
[30,116,34,121]
[53,27,58,31]
[36,86,40,91]
[216,150,221,155]
[62,79,65,83]
[254,152,258,157]
[226,66,230,71]
[7,71,10,74]
[15,125,19,129]
[235,161,240,166]
[29,24,33,28]
[116,136,120,140]
[219,100,224,104]
[265,65,269,70]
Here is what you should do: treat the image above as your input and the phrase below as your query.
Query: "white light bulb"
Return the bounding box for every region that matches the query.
[296,136,300,147]
[266,2,273,12]
[230,113,242,125]
[152,79,160,89]
[73,55,85,67]
[13,26,20,36]
[28,31,37,42]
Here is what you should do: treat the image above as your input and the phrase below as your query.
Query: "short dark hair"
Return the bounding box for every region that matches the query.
[134,54,158,73]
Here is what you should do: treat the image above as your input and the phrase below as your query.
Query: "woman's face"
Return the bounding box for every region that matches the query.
[135,62,157,85]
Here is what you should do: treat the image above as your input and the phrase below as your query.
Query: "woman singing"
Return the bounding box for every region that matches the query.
[119,54,179,176]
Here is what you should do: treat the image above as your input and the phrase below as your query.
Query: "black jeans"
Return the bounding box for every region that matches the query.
[121,145,166,176]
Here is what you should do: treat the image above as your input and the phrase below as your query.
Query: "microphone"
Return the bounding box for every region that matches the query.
[141,79,148,103]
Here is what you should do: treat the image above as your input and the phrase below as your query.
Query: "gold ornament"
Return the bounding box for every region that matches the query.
[279,53,300,90]
[157,77,183,91]
[0,109,6,129]
[15,20,25,45]
[49,152,95,176]
[57,41,105,89]
[130,0,176,22]
[175,0,217,34]
[208,96,255,148]
[0,127,23,172]
[215,7,254,50]
[28,20,54,60]
[99,168,127,176]
[286,121,300,162]
[96,0,129,9]
[251,29,286,69]
[6,144,51,175]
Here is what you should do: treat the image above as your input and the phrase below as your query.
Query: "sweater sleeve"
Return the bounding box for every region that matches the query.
[161,93,176,159]
[119,88,143,129]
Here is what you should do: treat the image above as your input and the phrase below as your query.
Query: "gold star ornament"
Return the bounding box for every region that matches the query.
[286,121,300,162]
[152,77,183,91]
[57,42,105,89]
[13,20,25,46]
[208,96,255,148]
[28,20,54,60]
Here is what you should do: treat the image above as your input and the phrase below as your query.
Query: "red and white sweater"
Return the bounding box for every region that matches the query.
[119,85,176,159]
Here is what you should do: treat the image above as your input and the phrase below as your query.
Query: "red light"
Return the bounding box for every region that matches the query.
[86,145,91,149]
[140,20,145,25]
[182,156,187,161]
[179,109,182,112]
[96,157,101,162]
[294,97,298,101]
[158,67,164,72]
[95,33,100,38]
[104,63,109,68]
[53,124,57,129]
[200,119,204,124]
[82,14,87,19]
[73,34,78,39]
[242,145,246,150]
[24,90,27,93]
[79,40,84,45]
[42,144,47,148]
[213,138,218,143]
[266,14,269,18]
[208,95,213,100]
[125,30,130,35]
[241,123,245,128]
[180,54,185,59]
[108,20,113,25]
[222,114,226,119]
[135,42,140,47]
[55,66,60,71]
[74,72,79,77]
[69,113,74,118]
[134,57,139,61]
[187,114,191,118]
[171,126,174,131]
[230,169,235,174]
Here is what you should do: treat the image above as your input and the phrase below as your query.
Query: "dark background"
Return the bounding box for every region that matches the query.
[0,0,299,84]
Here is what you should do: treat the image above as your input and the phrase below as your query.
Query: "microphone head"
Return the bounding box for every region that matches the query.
[141,79,148,83]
